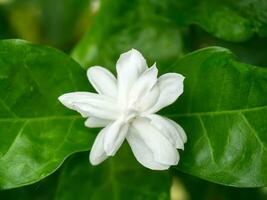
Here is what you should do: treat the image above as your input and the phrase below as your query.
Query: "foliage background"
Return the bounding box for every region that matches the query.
[0,0,267,199]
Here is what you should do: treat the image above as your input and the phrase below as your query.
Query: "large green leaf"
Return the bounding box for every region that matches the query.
[1,39,266,190]
[0,39,95,189]
[56,148,171,200]
[163,47,267,187]
[71,0,183,69]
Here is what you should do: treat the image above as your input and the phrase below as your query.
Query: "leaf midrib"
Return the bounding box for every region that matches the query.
[166,104,267,118]
[0,115,80,122]
[1,105,267,122]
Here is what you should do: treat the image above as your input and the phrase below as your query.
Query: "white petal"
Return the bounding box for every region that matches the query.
[85,117,111,128]
[103,120,129,156]
[129,64,158,111]
[147,73,185,114]
[127,127,170,170]
[167,118,187,143]
[116,49,148,104]
[87,66,118,98]
[147,114,186,149]
[58,92,119,120]
[89,128,108,165]
[130,118,179,166]
[139,84,160,112]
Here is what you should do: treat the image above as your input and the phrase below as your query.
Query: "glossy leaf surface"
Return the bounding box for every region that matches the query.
[0,39,95,189]
[1,39,267,189]
[163,47,267,187]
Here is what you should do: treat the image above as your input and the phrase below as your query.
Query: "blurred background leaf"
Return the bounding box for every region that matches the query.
[2,0,267,67]
[72,0,184,69]
[72,0,267,69]
[165,0,254,42]
[162,0,267,41]
[0,0,93,51]
[183,27,267,67]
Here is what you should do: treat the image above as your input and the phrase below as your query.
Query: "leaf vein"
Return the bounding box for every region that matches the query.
[166,105,267,118]
[0,97,18,118]
[198,116,216,164]
[0,115,80,122]
[1,120,29,158]
[55,119,76,152]
[240,113,267,152]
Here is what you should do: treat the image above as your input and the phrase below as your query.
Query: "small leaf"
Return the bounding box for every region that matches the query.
[0,39,95,189]
[163,47,267,187]
[56,147,171,200]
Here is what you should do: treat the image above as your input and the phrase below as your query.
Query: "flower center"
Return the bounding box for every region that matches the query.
[120,104,138,123]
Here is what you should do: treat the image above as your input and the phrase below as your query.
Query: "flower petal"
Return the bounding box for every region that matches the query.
[116,49,148,104]
[129,118,179,166]
[103,120,129,156]
[146,114,187,149]
[139,84,160,112]
[129,64,159,111]
[166,118,187,143]
[147,73,184,114]
[89,127,108,165]
[85,117,111,128]
[87,66,118,98]
[127,127,170,170]
[58,92,119,120]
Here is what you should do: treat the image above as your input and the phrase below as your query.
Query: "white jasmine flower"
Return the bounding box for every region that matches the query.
[58,49,187,170]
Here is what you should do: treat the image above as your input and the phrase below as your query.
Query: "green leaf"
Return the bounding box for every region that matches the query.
[71,0,183,69]
[167,0,254,42]
[56,147,171,200]
[183,27,267,67]
[0,39,95,189]
[167,0,267,42]
[193,2,253,42]
[232,0,267,37]
[163,47,267,187]
[72,0,267,66]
